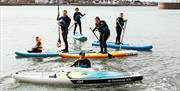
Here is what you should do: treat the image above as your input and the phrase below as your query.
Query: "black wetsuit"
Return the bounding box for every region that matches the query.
[57,16,71,52]
[72,58,91,68]
[93,21,110,53]
[73,12,84,35]
[116,17,125,44]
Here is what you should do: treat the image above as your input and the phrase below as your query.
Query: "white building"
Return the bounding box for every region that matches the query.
[35,0,48,4]
[35,0,64,4]
[0,0,7,3]
[93,0,117,4]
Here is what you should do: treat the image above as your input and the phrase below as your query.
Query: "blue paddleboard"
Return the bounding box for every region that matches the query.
[15,49,95,57]
[92,41,153,51]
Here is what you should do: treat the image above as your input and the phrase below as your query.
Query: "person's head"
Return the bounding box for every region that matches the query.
[35,36,41,42]
[79,51,85,59]
[95,17,101,25]
[63,10,67,16]
[75,7,79,12]
[120,13,124,18]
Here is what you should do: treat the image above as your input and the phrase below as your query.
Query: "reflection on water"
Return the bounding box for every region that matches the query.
[72,39,83,50]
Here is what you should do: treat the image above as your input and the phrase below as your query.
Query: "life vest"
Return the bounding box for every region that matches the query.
[36,41,43,50]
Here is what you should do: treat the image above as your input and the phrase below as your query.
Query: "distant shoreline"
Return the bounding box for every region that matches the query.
[0,3,158,6]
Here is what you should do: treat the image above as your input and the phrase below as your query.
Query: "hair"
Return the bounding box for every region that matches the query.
[63,10,67,13]
[79,51,85,56]
[75,7,79,10]
[36,36,39,39]
[120,13,123,15]
[36,36,41,41]
[95,17,100,20]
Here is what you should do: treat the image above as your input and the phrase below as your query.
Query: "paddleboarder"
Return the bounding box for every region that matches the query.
[28,36,43,53]
[57,10,71,53]
[116,13,127,44]
[73,7,85,35]
[71,51,91,68]
[92,17,110,54]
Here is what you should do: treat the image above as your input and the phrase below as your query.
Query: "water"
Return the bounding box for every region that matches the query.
[0,6,180,91]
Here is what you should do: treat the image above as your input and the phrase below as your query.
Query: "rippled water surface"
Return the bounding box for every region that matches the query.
[0,6,180,91]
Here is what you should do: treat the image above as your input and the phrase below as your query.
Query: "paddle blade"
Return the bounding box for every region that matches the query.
[108,53,113,59]
[57,39,61,48]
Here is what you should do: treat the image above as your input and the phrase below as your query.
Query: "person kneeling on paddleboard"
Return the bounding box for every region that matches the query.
[57,10,71,53]
[73,7,85,35]
[71,51,91,68]
[116,13,127,45]
[28,36,43,53]
[92,17,110,54]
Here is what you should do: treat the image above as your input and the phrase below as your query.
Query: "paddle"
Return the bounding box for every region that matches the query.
[121,20,127,44]
[117,19,128,44]
[57,0,61,48]
[68,23,75,30]
[90,27,113,58]
[72,14,85,34]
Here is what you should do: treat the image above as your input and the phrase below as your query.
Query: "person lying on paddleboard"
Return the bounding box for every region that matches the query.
[71,51,91,68]
[73,7,85,35]
[93,17,110,54]
[57,10,71,53]
[28,36,43,53]
[116,13,127,45]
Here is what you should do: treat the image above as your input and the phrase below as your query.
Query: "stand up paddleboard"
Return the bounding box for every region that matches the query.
[15,49,95,57]
[12,71,143,85]
[92,41,153,51]
[72,32,87,41]
[60,50,138,58]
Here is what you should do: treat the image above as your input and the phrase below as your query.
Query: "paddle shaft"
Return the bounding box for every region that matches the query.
[68,23,75,30]
[57,0,59,13]
[90,28,113,58]
[117,20,127,44]
[69,15,85,31]
[57,0,61,47]
[57,13,84,35]
[121,20,127,43]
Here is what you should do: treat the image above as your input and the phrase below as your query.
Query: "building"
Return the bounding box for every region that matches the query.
[158,1,180,9]
[35,0,64,4]
[0,0,8,4]
[0,0,35,4]
[35,0,48,4]
[17,0,35,4]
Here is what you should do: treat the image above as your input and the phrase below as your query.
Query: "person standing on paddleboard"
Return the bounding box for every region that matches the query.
[73,7,85,35]
[93,17,110,54]
[116,13,127,44]
[28,36,43,53]
[57,10,71,53]
[71,51,91,68]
